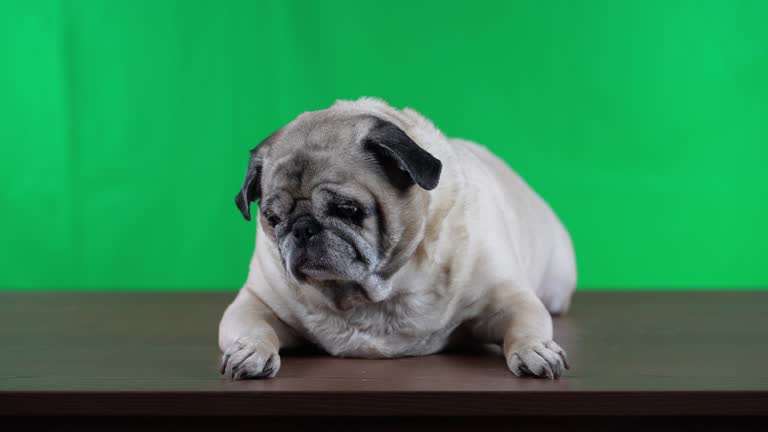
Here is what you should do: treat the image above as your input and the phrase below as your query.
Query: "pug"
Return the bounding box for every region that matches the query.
[219,98,576,380]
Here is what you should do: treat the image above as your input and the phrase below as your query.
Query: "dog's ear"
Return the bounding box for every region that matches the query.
[364,119,442,191]
[235,131,277,221]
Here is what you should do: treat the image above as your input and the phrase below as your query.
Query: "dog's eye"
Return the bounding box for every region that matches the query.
[265,214,281,227]
[332,204,361,219]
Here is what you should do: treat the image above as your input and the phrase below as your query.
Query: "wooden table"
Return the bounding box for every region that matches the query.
[1,291,766,426]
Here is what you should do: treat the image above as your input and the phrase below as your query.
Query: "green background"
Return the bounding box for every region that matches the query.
[2,0,767,291]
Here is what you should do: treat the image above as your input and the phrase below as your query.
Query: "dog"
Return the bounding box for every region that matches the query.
[219,98,576,380]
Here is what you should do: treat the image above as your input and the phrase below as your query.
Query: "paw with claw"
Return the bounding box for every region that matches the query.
[221,337,280,380]
[506,340,569,379]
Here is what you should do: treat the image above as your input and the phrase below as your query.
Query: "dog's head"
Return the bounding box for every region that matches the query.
[235,111,442,310]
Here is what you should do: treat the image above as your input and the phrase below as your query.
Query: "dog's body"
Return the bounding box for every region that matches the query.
[220,98,576,379]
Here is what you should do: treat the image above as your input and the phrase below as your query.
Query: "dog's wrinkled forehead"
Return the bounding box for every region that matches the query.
[304,113,372,149]
[263,114,374,192]
[277,113,372,153]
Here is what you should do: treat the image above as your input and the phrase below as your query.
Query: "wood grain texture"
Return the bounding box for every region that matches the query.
[0,291,767,416]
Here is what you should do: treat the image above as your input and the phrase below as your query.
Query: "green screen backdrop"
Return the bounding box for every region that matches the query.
[2,0,767,290]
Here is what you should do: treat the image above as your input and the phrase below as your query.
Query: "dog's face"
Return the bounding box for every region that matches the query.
[235,112,442,310]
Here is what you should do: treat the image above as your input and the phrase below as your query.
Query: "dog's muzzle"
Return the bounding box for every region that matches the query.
[280,215,392,308]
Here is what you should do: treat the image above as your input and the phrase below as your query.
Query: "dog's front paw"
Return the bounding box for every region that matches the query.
[221,337,280,380]
[506,340,569,379]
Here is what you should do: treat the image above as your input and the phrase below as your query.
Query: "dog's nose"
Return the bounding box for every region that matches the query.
[292,217,322,246]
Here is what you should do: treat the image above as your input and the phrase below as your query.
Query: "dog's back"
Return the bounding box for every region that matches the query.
[323,98,575,313]
[448,137,577,314]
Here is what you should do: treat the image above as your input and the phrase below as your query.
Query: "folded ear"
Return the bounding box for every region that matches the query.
[364,119,442,191]
[235,131,277,221]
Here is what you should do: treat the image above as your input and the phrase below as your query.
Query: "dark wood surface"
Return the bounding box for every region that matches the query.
[1,291,767,416]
